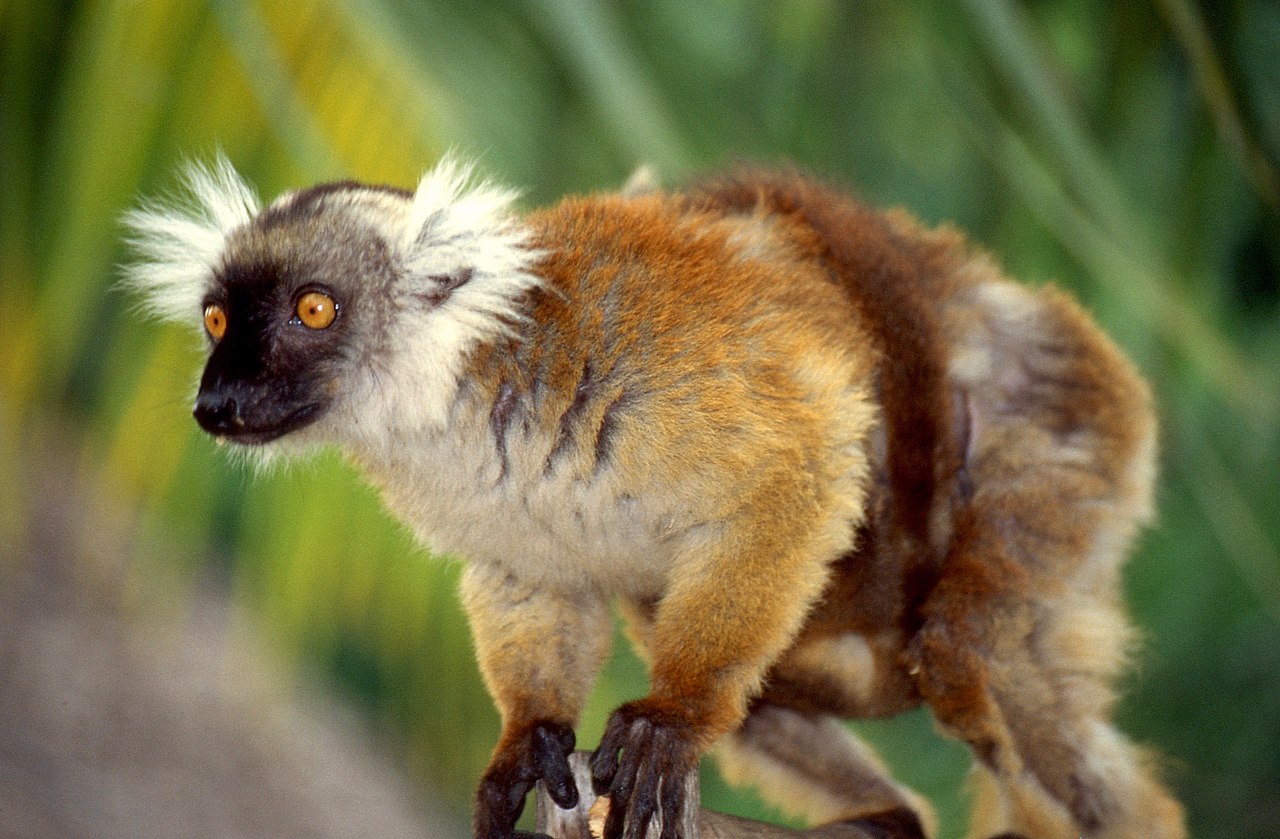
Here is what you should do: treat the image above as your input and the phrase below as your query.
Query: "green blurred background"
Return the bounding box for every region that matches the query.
[2,1,1277,836]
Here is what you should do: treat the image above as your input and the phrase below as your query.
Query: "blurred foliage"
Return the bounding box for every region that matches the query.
[2,0,1278,836]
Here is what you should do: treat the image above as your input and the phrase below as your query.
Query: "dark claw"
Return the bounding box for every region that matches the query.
[658,767,685,839]
[590,724,622,796]
[533,723,579,809]
[603,789,628,839]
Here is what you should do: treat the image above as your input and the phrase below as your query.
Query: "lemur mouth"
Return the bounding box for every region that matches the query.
[194,398,327,445]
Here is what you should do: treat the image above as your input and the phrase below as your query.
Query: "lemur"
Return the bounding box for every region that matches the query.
[125,156,1185,839]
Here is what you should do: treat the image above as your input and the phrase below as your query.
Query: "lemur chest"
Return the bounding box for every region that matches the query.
[360,424,674,597]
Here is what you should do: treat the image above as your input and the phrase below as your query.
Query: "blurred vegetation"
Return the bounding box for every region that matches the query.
[2,0,1277,836]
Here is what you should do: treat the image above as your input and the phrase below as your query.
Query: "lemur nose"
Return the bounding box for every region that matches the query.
[193,390,242,435]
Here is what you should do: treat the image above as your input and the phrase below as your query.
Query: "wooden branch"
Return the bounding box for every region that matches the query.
[534,752,882,839]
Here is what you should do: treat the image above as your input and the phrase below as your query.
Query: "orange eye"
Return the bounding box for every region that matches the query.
[296,291,337,330]
[203,304,227,341]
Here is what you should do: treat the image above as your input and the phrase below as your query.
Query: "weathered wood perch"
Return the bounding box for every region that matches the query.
[534,752,883,839]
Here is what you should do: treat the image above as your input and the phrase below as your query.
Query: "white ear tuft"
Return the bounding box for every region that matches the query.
[355,155,545,434]
[122,152,259,323]
[399,152,533,280]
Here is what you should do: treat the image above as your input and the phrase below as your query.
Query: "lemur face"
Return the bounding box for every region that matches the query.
[191,189,400,445]
[194,259,344,443]
[126,156,542,452]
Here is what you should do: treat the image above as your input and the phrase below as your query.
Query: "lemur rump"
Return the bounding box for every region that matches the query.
[126,157,1184,839]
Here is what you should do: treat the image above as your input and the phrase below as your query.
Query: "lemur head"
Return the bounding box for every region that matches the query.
[124,155,541,454]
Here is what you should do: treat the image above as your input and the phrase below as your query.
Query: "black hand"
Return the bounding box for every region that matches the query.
[475,721,578,839]
[589,702,698,839]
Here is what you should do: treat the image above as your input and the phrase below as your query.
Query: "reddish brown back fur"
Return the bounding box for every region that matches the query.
[686,169,958,545]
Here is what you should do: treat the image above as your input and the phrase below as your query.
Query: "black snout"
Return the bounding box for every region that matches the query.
[193,389,243,436]
[192,379,327,444]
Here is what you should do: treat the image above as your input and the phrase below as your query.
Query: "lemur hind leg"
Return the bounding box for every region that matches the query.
[715,703,935,839]
[912,281,1185,839]
[909,522,1184,839]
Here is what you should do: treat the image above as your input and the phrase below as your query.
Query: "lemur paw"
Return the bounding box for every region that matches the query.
[475,721,577,839]
[589,701,700,839]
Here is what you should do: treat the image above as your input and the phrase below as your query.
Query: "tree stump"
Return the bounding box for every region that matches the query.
[535,752,883,839]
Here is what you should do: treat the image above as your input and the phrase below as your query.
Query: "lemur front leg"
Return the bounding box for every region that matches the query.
[462,562,613,839]
[590,487,843,839]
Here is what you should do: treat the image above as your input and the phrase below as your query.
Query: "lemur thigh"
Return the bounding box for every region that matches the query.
[912,502,1182,839]
[911,283,1184,839]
